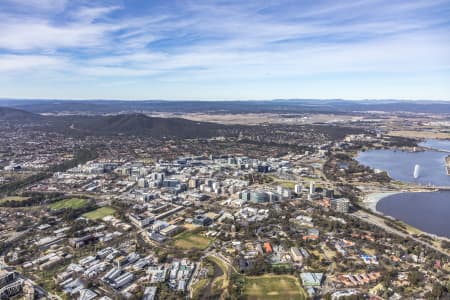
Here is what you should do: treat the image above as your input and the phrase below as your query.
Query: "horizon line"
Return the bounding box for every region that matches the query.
[1,98,450,103]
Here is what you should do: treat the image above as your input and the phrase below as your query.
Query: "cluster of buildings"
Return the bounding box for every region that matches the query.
[55,245,199,299]
[2,129,447,300]
[336,272,382,287]
[0,271,24,299]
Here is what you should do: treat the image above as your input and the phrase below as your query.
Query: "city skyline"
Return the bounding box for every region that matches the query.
[1,0,449,100]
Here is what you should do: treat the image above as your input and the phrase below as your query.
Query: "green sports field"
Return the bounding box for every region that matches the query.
[243,275,307,300]
[49,198,87,210]
[173,230,213,250]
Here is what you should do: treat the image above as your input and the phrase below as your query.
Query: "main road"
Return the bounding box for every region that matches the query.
[352,210,449,257]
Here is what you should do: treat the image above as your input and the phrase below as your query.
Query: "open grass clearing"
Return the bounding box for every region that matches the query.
[82,207,116,220]
[271,263,293,270]
[0,196,30,203]
[173,230,213,250]
[212,278,224,290]
[267,176,296,189]
[49,198,87,210]
[191,278,209,299]
[243,274,307,300]
[207,255,232,275]
[276,180,296,189]
[206,255,230,298]
[269,175,323,190]
[388,130,450,139]
[401,222,423,235]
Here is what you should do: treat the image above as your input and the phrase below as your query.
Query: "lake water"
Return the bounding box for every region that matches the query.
[377,192,450,238]
[419,139,450,152]
[356,139,450,237]
[356,148,450,186]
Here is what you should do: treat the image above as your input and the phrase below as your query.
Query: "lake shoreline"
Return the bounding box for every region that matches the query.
[363,191,403,213]
[362,191,450,241]
[357,139,450,239]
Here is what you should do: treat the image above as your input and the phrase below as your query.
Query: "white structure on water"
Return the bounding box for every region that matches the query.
[413,164,420,179]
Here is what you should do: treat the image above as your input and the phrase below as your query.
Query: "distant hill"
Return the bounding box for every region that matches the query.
[0,107,227,138]
[0,107,43,122]
[63,113,227,138]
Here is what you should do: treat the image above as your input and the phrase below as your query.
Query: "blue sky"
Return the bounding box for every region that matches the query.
[0,0,449,100]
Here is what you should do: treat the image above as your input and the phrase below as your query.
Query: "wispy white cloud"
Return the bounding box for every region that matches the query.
[71,5,121,23]
[0,18,115,51]
[0,0,449,99]
[0,54,66,72]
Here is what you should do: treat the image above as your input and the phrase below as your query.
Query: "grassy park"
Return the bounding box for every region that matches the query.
[82,207,116,220]
[189,256,306,300]
[191,278,209,299]
[243,275,307,300]
[268,175,322,189]
[0,196,30,203]
[49,198,87,210]
[173,230,213,250]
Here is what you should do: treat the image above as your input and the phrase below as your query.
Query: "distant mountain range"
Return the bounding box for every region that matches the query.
[0,107,228,138]
[0,107,43,121]
[1,99,450,114]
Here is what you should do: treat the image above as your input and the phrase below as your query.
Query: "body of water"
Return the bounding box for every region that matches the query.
[377,192,450,238]
[356,148,450,186]
[357,139,450,237]
[419,139,450,152]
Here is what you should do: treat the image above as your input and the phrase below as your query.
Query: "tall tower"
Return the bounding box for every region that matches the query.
[294,184,302,194]
[309,181,315,195]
